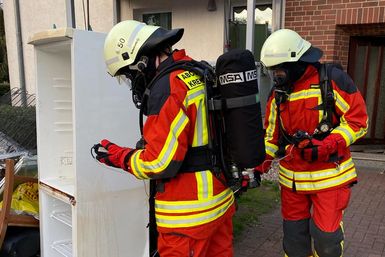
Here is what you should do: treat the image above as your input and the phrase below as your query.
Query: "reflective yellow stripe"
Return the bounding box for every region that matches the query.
[332,90,368,146]
[356,118,368,139]
[265,141,278,157]
[266,89,323,148]
[332,117,368,146]
[289,89,324,122]
[279,166,357,191]
[207,171,213,197]
[331,125,356,145]
[266,99,278,142]
[186,87,208,147]
[334,91,349,113]
[279,158,354,181]
[196,171,206,199]
[133,110,189,174]
[155,187,233,213]
[196,171,204,199]
[339,221,344,257]
[130,150,149,179]
[200,99,209,146]
[193,99,203,146]
[195,170,213,199]
[279,174,293,189]
[155,190,234,228]
[288,88,320,101]
[186,86,205,102]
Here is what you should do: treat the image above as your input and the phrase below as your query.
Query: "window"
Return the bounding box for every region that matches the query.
[233,5,272,32]
[229,5,272,60]
[143,12,172,29]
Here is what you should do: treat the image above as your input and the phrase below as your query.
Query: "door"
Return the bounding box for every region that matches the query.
[348,37,385,145]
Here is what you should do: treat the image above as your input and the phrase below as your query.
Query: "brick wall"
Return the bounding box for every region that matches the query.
[285,0,385,69]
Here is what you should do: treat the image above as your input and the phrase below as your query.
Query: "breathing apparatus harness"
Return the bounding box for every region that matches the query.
[275,63,341,158]
[131,57,263,193]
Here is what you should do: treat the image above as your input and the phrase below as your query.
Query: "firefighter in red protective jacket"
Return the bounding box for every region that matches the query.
[94,20,235,257]
[257,29,368,257]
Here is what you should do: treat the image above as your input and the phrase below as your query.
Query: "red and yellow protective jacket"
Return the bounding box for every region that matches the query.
[126,50,235,235]
[264,64,368,193]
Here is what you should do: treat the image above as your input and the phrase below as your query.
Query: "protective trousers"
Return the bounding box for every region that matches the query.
[157,213,233,257]
[281,186,351,257]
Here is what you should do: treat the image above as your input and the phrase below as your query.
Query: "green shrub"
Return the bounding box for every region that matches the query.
[0,9,9,83]
[0,104,37,151]
[0,83,9,97]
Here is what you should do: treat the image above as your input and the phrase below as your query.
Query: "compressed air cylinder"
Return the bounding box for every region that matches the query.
[215,49,265,169]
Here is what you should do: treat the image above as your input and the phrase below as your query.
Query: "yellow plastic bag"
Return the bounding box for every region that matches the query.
[0,182,39,219]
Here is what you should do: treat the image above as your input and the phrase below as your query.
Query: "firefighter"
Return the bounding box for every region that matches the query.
[257,29,368,257]
[95,20,235,257]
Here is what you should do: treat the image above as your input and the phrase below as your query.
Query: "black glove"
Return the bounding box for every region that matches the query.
[254,170,262,187]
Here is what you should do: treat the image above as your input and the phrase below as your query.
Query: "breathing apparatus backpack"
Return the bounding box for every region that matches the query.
[139,49,266,193]
[213,49,266,191]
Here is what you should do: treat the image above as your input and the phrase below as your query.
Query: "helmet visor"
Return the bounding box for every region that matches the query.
[115,74,131,87]
[263,63,289,88]
[115,67,137,88]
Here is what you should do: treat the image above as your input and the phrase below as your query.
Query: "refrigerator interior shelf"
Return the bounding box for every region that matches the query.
[51,210,72,227]
[52,239,73,257]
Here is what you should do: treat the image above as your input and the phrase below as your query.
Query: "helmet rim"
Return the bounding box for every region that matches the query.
[139,27,184,57]
[299,46,323,63]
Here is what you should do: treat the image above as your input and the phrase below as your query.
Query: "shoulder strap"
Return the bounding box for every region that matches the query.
[276,63,335,153]
[139,60,201,135]
[318,63,336,130]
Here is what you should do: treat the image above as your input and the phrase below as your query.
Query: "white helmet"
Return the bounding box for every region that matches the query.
[104,20,184,76]
[260,29,322,68]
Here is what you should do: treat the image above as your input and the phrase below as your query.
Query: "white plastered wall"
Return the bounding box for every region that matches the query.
[3,0,115,94]
[122,0,226,63]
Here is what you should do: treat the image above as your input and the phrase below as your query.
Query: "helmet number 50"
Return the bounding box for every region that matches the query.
[117,38,125,48]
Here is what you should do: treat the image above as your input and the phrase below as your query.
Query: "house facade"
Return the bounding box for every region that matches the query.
[284,0,385,144]
[3,0,385,144]
[3,0,282,94]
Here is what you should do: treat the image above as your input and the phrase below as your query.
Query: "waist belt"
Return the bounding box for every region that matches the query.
[180,145,213,172]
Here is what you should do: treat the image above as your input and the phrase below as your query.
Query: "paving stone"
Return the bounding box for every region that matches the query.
[234,165,385,257]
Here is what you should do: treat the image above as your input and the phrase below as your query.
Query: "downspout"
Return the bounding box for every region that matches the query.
[14,0,26,106]
[114,0,121,24]
[65,0,76,28]
[245,0,256,54]
[272,0,285,31]
[223,0,231,52]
